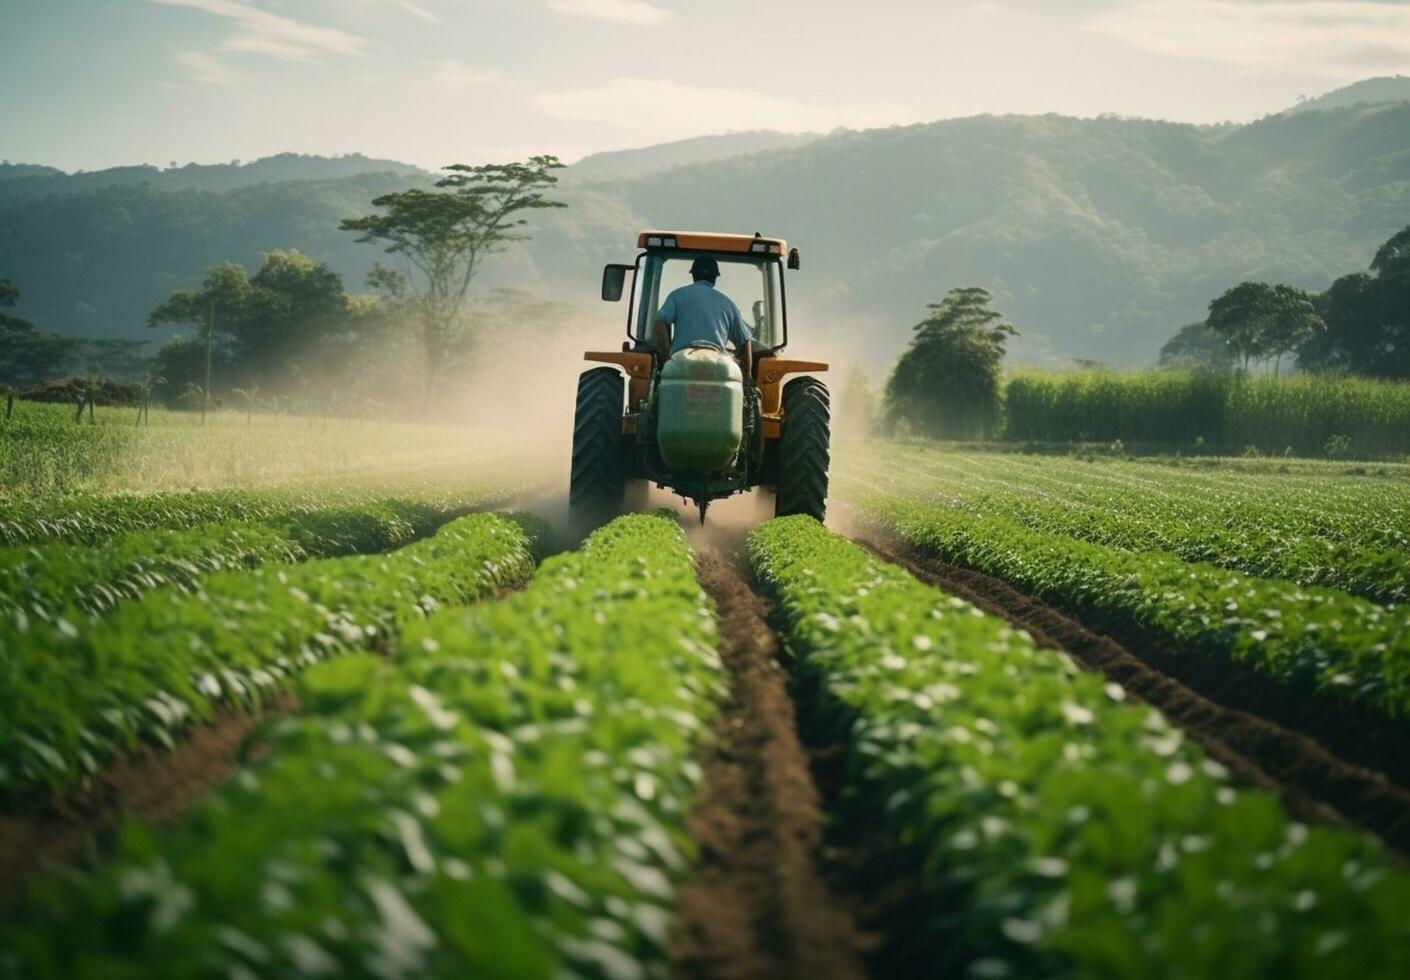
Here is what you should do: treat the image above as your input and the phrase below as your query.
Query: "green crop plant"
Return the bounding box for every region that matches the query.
[0,512,539,799]
[0,465,535,549]
[1,514,720,979]
[839,444,1410,604]
[750,516,1410,979]
[847,491,1410,724]
[0,501,448,624]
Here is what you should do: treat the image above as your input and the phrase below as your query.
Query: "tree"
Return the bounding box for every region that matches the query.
[1206,282,1274,371]
[1300,273,1374,373]
[883,287,1018,439]
[1159,322,1236,371]
[1206,281,1323,374]
[340,157,566,400]
[1301,225,1410,378]
[238,250,349,379]
[149,262,251,420]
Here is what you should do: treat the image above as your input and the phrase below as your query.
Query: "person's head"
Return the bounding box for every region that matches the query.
[689,256,720,284]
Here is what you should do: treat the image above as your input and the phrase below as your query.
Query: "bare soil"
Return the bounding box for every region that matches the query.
[674,554,869,980]
[860,540,1410,855]
[0,699,290,908]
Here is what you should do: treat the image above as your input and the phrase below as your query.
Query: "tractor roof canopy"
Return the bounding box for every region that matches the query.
[637,230,787,259]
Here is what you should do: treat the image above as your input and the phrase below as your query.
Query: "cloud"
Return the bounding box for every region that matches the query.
[533,77,827,134]
[220,35,320,62]
[397,1,442,25]
[175,49,239,84]
[434,59,503,87]
[1087,1,1410,76]
[148,0,366,60]
[548,0,670,26]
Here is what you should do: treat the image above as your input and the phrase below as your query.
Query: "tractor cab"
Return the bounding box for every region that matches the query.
[603,232,796,356]
[573,231,830,525]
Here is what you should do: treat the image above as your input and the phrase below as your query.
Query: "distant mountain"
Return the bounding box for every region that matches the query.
[3,104,1409,367]
[0,163,62,180]
[565,131,821,183]
[582,103,1410,366]
[0,153,429,201]
[1286,76,1410,114]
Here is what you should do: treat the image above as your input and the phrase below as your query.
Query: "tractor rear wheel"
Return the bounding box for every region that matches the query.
[776,376,830,521]
[570,368,625,521]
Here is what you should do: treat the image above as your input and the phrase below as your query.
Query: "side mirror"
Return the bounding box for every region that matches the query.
[787,248,800,271]
[601,264,632,302]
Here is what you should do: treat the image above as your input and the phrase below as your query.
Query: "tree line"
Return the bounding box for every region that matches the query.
[1160,223,1410,378]
[0,157,566,416]
[882,223,1410,441]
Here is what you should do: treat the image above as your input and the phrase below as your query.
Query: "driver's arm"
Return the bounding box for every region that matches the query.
[653,318,671,362]
[653,292,677,363]
[728,306,754,382]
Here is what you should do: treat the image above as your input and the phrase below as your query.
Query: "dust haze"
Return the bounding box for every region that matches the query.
[433,286,874,545]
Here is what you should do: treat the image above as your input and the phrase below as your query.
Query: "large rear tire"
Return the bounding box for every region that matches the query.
[776,376,830,521]
[570,368,625,522]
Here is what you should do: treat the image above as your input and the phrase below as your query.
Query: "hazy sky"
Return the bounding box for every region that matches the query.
[4,0,1409,171]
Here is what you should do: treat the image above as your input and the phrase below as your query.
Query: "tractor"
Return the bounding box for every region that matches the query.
[570,230,830,524]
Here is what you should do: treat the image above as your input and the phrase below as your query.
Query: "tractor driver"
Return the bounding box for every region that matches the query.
[652,256,753,378]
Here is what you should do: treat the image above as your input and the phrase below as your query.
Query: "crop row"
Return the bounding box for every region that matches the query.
[0,512,539,800]
[0,487,519,625]
[1,514,720,979]
[750,516,1410,978]
[849,492,1410,725]
[842,444,1410,604]
[0,464,538,549]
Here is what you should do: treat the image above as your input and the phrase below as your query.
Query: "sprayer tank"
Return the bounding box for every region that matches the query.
[657,347,744,473]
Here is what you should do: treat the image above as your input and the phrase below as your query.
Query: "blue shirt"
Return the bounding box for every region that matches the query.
[657,281,752,354]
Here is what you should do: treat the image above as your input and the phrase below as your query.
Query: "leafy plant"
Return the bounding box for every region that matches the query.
[751,516,1410,979]
[0,514,719,979]
[0,512,539,798]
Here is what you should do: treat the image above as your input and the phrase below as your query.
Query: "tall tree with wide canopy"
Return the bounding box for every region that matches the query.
[884,287,1018,439]
[1206,281,1323,374]
[148,262,252,419]
[340,157,567,400]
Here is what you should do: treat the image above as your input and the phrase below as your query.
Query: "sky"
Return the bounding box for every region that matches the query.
[3,0,1410,172]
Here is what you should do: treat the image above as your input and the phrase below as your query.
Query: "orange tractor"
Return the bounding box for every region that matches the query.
[571,231,830,524]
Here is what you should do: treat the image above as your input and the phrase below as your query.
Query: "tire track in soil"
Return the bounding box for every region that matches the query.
[674,553,870,980]
[0,699,292,909]
[858,540,1410,856]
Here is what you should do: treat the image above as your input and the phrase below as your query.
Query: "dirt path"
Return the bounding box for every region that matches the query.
[674,554,869,980]
[860,540,1410,855]
[0,700,290,909]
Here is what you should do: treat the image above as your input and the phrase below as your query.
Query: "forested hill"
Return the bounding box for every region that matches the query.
[0,153,428,200]
[3,101,1409,365]
[565,131,822,183]
[1286,76,1410,114]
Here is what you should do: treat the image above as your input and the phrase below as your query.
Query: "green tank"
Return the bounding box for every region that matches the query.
[657,346,744,474]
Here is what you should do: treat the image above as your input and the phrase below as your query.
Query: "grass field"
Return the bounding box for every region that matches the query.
[0,402,509,500]
[4,417,1410,978]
